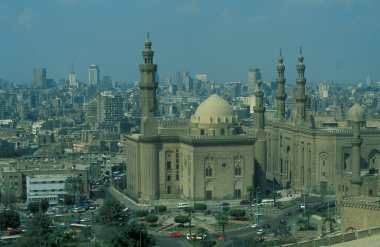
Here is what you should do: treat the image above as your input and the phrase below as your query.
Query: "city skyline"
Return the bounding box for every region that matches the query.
[1,0,379,84]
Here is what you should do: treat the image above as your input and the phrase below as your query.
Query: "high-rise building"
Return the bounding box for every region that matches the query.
[69,72,77,88]
[97,91,123,123]
[247,68,261,95]
[88,64,100,86]
[195,74,208,83]
[33,68,46,88]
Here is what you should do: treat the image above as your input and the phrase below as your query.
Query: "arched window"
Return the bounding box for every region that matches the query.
[205,166,213,177]
[235,165,242,176]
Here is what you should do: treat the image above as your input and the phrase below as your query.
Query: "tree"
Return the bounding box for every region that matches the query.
[109,221,155,247]
[18,212,53,247]
[215,212,229,239]
[135,209,148,218]
[229,209,246,220]
[0,209,20,230]
[184,207,195,214]
[40,198,50,212]
[297,217,307,230]
[145,214,159,225]
[98,200,124,226]
[64,175,83,205]
[27,202,40,214]
[247,186,254,200]
[154,205,167,214]
[27,199,50,214]
[194,203,207,211]
[196,227,208,237]
[174,215,189,226]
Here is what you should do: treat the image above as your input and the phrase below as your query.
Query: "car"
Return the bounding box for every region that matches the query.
[240,200,250,205]
[251,223,261,228]
[285,211,291,216]
[186,233,206,240]
[257,229,265,235]
[169,231,184,238]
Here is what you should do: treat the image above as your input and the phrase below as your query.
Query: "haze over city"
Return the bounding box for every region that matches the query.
[1,0,379,84]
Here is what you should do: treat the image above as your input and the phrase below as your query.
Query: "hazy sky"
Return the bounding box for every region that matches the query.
[1,0,379,85]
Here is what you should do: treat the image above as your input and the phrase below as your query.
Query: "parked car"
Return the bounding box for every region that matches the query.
[251,223,261,228]
[285,211,292,216]
[169,232,183,238]
[257,229,265,235]
[240,199,250,205]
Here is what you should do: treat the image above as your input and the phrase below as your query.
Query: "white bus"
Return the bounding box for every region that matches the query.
[0,235,21,245]
[261,199,275,205]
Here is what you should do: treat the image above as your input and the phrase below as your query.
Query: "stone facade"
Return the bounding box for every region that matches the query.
[340,197,380,231]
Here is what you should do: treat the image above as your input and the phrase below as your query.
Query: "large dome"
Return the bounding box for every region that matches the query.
[347,103,365,122]
[191,94,236,124]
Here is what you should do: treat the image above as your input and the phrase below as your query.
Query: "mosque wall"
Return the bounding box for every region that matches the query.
[179,142,254,201]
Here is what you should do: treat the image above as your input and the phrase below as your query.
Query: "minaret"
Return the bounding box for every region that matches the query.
[138,33,159,202]
[253,79,267,194]
[254,80,265,129]
[139,32,158,136]
[276,49,287,120]
[295,47,307,124]
[348,104,365,195]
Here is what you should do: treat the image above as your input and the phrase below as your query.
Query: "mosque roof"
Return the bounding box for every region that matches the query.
[347,103,365,122]
[191,94,235,124]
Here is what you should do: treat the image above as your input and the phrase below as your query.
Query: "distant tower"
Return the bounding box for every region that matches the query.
[139,32,158,136]
[33,67,47,88]
[276,49,287,120]
[88,64,100,86]
[295,47,307,124]
[247,68,261,95]
[69,63,78,88]
[97,91,123,123]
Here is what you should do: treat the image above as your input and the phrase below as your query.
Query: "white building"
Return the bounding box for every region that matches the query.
[26,175,69,205]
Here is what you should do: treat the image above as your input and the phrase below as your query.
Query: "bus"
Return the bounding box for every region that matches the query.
[0,235,21,245]
[261,199,275,205]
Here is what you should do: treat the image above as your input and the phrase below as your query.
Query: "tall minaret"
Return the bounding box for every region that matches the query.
[295,47,307,124]
[139,32,158,136]
[138,33,159,202]
[348,104,365,196]
[276,49,287,120]
[254,79,265,129]
[254,79,267,194]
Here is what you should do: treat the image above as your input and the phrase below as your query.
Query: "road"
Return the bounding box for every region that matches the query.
[97,184,326,246]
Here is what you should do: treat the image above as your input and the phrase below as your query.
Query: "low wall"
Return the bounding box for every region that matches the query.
[279,226,380,247]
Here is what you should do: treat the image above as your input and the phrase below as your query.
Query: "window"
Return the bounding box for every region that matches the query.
[167,186,172,194]
[167,175,171,181]
[205,167,213,177]
[176,171,179,181]
[200,129,204,135]
[235,165,242,176]
[166,161,172,170]
[234,189,241,199]
[322,172,326,176]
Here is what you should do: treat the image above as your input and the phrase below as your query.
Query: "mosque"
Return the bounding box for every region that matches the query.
[125,36,380,204]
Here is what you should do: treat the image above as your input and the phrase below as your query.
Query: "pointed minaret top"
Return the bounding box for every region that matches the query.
[278,48,284,64]
[144,32,152,49]
[298,46,304,63]
[256,79,263,90]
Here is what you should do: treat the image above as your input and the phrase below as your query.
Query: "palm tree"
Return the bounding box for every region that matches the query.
[246,186,254,200]
[64,175,84,205]
[215,212,229,239]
